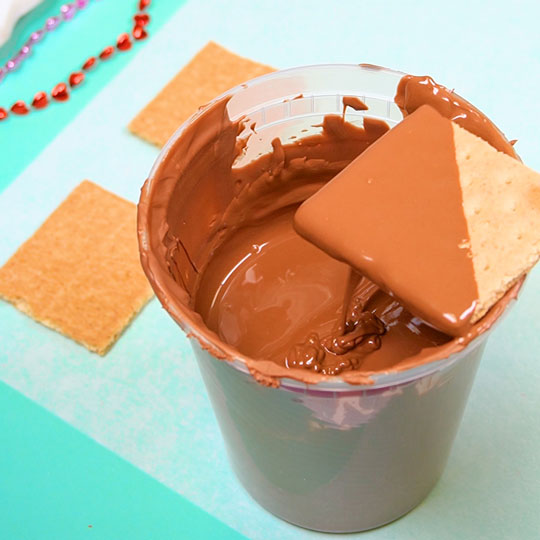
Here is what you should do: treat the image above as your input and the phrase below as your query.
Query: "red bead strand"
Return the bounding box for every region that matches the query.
[82,56,96,71]
[32,91,49,109]
[117,33,132,51]
[99,46,115,60]
[132,25,148,40]
[52,82,69,101]
[69,72,85,87]
[11,101,29,115]
[2,1,152,122]
[134,13,149,26]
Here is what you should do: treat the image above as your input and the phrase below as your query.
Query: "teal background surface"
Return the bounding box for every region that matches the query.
[1,1,539,539]
[0,382,244,540]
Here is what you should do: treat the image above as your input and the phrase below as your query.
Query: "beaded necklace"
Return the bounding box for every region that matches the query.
[0,0,151,121]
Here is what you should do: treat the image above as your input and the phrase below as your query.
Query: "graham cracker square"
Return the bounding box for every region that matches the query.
[129,41,275,147]
[0,180,154,355]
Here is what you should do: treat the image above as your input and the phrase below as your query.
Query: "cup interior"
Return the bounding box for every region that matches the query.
[139,64,520,393]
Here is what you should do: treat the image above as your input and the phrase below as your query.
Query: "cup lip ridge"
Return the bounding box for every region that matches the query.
[138,63,519,392]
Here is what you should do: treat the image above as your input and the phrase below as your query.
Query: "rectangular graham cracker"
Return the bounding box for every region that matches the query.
[129,41,275,147]
[0,181,154,355]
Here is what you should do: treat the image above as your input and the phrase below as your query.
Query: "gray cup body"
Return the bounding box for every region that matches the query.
[192,340,484,532]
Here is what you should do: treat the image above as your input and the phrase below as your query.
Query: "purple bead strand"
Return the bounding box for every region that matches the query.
[1,0,92,83]
[60,4,78,21]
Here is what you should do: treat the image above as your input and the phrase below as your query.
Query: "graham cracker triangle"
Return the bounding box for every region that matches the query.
[454,123,540,321]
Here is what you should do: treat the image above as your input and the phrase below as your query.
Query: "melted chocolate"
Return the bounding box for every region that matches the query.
[194,208,450,377]
[342,96,368,116]
[138,70,522,385]
[395,74,517,157]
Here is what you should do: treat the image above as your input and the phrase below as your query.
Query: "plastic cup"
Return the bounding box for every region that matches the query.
[138,65,518,532]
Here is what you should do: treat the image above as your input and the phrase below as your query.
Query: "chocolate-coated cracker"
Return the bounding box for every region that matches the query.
[295,106,540,333]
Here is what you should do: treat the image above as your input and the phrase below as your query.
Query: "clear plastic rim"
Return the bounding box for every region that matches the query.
[140,63,517,393]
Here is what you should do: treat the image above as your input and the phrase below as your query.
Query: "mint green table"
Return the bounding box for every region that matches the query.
[1,382,244,540]
[1,2,244,538]
[1,1,539,539]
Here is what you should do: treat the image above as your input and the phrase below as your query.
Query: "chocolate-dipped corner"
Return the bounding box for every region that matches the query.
[294,105,480,337]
